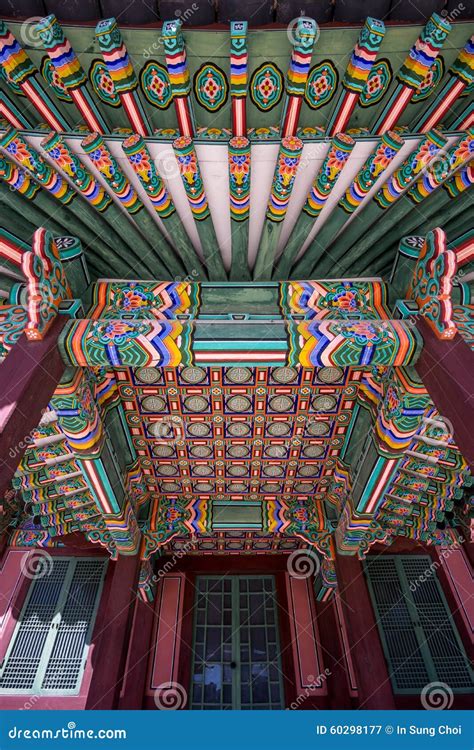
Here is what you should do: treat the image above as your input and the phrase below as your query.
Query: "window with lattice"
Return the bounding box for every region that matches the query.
[364,555,474,694]
[0,557,107,695]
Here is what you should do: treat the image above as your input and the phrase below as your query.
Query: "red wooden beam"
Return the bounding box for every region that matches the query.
[334,553,396,709]
[416,317,474,470]
[0,315,66,498]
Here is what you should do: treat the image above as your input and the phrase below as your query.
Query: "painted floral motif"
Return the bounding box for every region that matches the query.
[451,136,474,166]
[304,61,338,110]
[336,321,388,346]
[267,136,303,221]
[174,139,198,187]
[47,143,76,177]
[385,384,402,419]
[412,57,444,102]
[250,63,283,111]
[372,143,398,176]
[278,151,300,188]
[194,63,228,112]
[88,147,115,180]
[228,136,251,221]
[360,60,392,107]
[320,284,368,317]
[5,139,35,171]
[141,62,173,109]
[229,151,249,186]
[76,379,96,423]
[115,284,153,311]
[325,148,351,181]
[414,139,441,169]
[128,149,152,182]
[89,59,120,107]
[94,320,145,345]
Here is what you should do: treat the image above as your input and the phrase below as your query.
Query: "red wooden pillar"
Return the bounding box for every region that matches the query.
[0,316,66,497]
[85,554,140,709]
[118,594,156,709]
[334,553,396,709]
[416,318,474,470]
[314,597,354,709]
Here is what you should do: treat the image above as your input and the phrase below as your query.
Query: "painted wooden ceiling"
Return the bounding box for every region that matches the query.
[0,15,471,289]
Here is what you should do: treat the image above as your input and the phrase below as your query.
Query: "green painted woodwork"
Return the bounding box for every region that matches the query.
[0,154,136,277]
[172,136,226,280]
[229,219,250,281]
[0,558,107,695]
[212,500,263,530]
[273,211,313,280]
[190,576,284,710]
[324,130,448,273]
[356,184,473,277]
[253,135,303,280]
[365,556,474,694]
[292,132,405,279]
[253,220,282,281]
[199,281,279,315]
[0,19,470,286]
[3,19,471,135]
[375,193,474,280]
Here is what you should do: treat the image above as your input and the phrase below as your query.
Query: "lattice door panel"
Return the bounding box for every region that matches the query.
[365,555,474,694]
[0,557,107,695]
[190,576,284,709]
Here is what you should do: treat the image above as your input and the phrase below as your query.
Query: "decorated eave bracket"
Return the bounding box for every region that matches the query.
[403,228,459,340]
[19,228,72,341]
